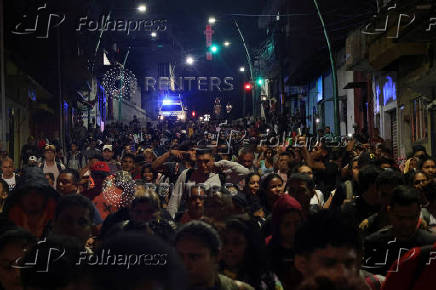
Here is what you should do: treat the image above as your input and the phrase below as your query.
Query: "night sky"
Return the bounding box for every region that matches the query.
[4,0,376,115]
[5,0,266,115]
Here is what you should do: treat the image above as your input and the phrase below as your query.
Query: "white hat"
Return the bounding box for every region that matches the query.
[29,156,38,162]
[102,145,113,151]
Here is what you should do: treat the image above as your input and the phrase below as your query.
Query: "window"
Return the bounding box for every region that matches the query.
[374,83,381,113]
[383,76,396,105]
[161,105,182,111]
[411,98,428,142]
[317,77,323,102]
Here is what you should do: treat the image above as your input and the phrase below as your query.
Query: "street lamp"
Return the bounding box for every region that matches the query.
[151,32,157,38]
[186,56,194,65]
[137,4,147,13]
[208,17,216,24]
[239,66,245,72]
[223,41,230,47]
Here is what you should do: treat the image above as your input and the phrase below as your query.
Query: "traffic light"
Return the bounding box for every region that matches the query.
[192,111,197,118]
[244,82,253,90]
[209,44,219,54]
[256,77,264,86]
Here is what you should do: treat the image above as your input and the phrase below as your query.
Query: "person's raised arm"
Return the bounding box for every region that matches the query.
[214,159,250,177]
[152,150,184,171]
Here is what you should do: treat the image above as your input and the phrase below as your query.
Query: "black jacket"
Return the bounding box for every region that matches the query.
[363,227,436,276]
[3,167,59,215]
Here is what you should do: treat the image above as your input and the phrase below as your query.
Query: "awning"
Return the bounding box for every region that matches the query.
[32,103,55,114]
[344,82,367,89]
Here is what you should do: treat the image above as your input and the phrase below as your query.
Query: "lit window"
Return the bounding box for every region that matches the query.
[383,76,396,105]
[317,77,323,101]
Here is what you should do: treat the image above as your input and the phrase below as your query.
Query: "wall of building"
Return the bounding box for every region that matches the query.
[306,77,321,135]
[323,70,336,134]
[4,58,57,167]
[337,67,355,136]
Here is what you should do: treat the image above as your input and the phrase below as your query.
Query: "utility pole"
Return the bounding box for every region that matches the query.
[0,0,6,148]
[57,28,64,151]
[313,0,340,136]
[242,78,246,116]
[234,20,256,116]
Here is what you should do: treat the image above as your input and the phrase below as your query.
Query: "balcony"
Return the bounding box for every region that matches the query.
[368,34,427,70]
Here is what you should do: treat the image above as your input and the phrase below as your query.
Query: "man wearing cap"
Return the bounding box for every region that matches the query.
[102,144,119,174]
[81,161,111,202]
[40,145,65,188]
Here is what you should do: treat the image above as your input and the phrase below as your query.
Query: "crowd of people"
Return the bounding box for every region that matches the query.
[0,116,436,290]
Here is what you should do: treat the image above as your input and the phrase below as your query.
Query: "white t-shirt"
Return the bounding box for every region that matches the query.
[2,173,16,191]
[43,162,61,188]
[310,190,325,207]
[429,213,436,227]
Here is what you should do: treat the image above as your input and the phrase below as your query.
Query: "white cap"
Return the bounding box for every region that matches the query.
[29,156,37,162]
[102,145,113,151]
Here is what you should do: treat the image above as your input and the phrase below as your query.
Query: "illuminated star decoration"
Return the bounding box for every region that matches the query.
[102,171,136,208]
[102,65,137,100]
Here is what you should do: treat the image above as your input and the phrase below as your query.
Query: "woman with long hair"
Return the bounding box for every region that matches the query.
[243,173,266,226]
[258,173,285,238]
[267,194,304,290]
[256,147,275,175]
[243,173,261,198]
[141,163,158,184]
[259,173,285,214]
[220,216,283,290]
